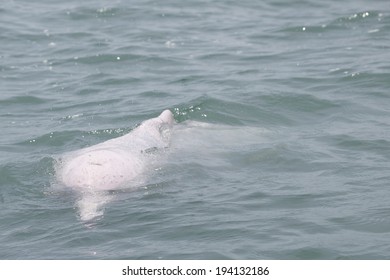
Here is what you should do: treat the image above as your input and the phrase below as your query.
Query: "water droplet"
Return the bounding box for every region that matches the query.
[165,41,176,48]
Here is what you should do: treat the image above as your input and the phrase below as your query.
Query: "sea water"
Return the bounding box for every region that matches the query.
[1,0,390,259]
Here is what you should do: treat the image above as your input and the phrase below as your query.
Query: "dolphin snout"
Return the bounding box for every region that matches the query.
[159,109,174,125]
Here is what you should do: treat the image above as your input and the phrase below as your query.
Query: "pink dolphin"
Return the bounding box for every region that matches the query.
[57,110,175,191]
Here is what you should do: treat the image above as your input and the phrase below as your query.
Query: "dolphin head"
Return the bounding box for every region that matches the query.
[136,110,174,145]
[157,110,174,143]
[158,109,174,126]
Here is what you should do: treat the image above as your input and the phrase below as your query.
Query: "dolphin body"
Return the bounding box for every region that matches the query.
[56,110,175,191]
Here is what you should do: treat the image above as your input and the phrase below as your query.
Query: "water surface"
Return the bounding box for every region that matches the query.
[1,0,390,259]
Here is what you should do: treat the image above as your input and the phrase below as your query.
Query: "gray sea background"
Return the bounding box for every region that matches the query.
[1,0,390,259]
